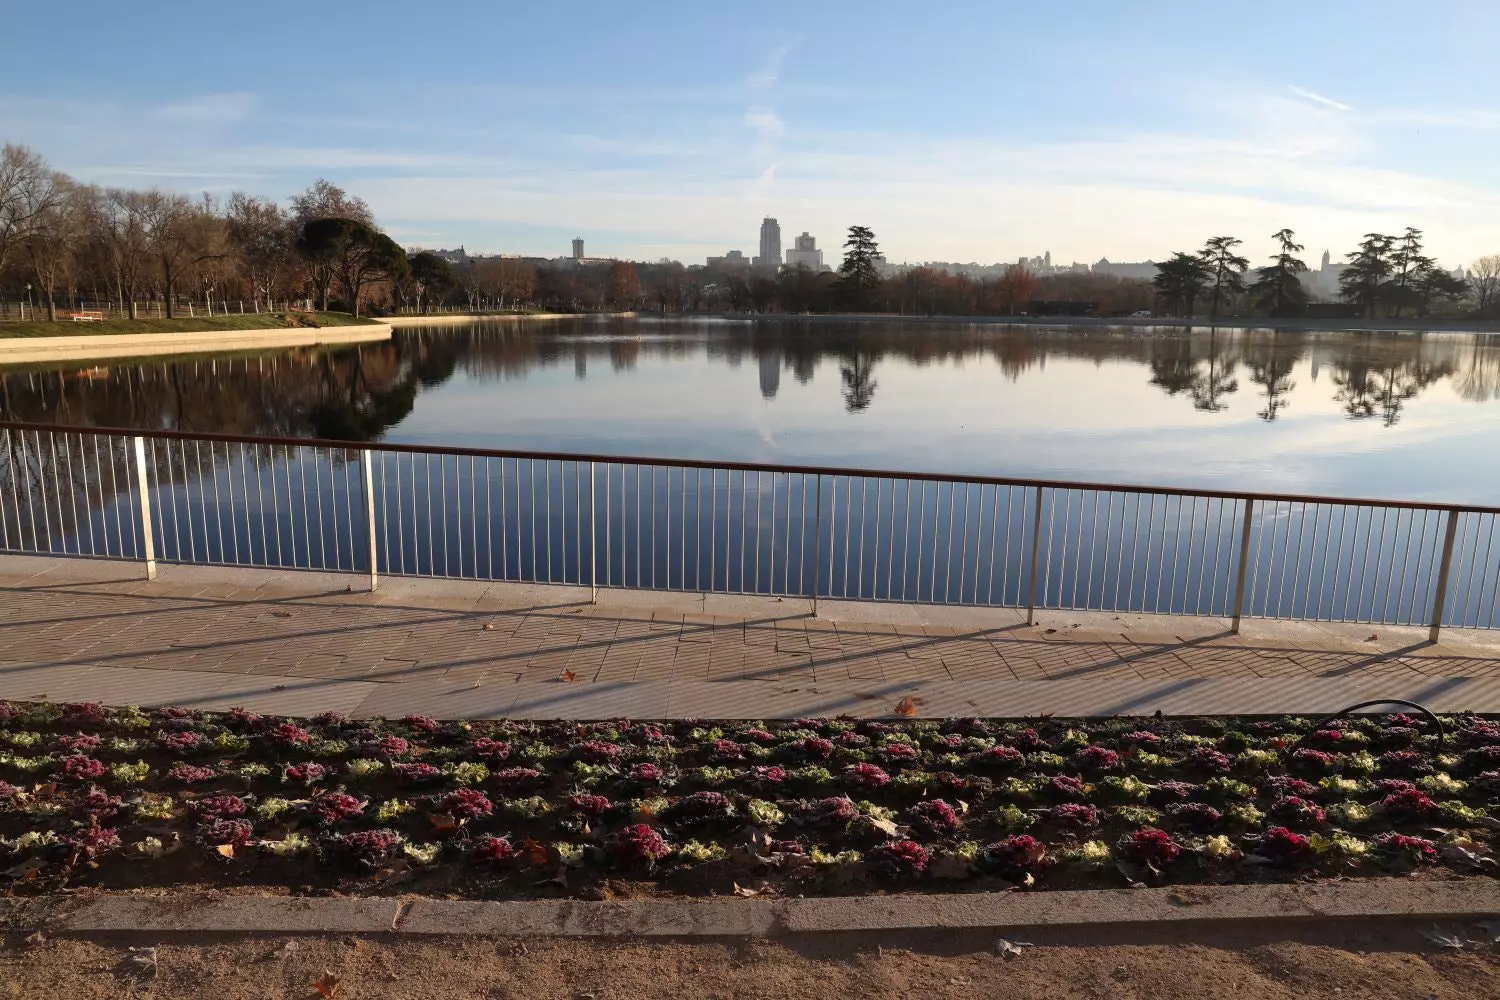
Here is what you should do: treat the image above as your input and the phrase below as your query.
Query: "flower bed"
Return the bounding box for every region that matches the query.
[1,701,1497,898]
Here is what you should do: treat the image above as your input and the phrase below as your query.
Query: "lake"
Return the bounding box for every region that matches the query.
[4,318,1498,504]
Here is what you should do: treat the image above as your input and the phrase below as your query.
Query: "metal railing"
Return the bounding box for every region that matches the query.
[2,421,1498,638]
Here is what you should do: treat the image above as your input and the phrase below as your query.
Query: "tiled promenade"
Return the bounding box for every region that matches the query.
[2,555,1498,720]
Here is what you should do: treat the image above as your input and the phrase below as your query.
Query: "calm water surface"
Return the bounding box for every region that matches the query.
[4,318,1500,503]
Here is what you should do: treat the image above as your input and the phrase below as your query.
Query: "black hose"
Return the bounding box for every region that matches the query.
[1290,698,1445,756]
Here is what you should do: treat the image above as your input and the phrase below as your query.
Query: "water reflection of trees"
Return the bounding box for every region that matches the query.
[1331,360,1452,426]
[2,320,1496,437]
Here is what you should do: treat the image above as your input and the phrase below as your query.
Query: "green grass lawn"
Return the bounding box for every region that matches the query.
[0,311,381,339]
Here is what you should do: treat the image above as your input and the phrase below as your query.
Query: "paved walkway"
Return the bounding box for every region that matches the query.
[2,555,1499,719]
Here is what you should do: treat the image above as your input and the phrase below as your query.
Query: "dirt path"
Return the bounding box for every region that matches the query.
[3,918,1498,999]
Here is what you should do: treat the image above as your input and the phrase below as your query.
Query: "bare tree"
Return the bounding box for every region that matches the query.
[226,192,295,311]
[1471,255,1500,320]
[98,189,153,318]
[141,191,223,318]
[25,179,90,321]
[289,179,373,227]
[0,144,62,275]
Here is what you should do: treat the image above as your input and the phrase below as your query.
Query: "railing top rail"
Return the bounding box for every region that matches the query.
[2,419,1497,516]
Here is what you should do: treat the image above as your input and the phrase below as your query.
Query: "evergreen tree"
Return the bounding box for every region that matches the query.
[1199,236,1249,319]
[838,225,883,310]
[1249,228,1310,317]
[1386,227,1432,318]
[1152,252,1212,316]
[1339,234,1394,318]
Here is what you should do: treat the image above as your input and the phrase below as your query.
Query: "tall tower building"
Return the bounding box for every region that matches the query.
[755,218,782,267]
[786,232,824,270]
[572,238,585,260]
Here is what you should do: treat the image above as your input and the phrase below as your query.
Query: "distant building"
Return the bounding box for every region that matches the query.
[1300,250,1344,300]
[430,247,469,265]
[785,232,825,270]
[707,250,751,269]
[571,238,585,260]
[1092,257,1158,281]
[753,217,782,267]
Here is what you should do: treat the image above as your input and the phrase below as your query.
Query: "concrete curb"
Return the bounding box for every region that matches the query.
[4,881,1496,938]
[0,323,391,364]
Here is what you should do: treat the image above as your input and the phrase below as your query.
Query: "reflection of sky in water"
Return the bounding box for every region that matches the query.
[387,322,1500,505]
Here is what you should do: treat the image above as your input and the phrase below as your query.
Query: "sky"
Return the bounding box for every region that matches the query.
[3,0,1498,269]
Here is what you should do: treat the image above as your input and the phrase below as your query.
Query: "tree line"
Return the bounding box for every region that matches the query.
[0,143,448,321]
[1153,228,1495,320]
[8,138,1495,323]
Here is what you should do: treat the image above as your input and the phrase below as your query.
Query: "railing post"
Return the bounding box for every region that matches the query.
[810,476,823,617]
[1230,497,1255,633]
[589,461,598,603]
[361,449,378,592]
[1025,485,1043,625]
[1428,509,1461,644]
[132,436,156,581]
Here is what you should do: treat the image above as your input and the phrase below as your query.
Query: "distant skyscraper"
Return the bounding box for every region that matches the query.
[755,218,782,267]
[786,232,824,270]
[572,238,584,260]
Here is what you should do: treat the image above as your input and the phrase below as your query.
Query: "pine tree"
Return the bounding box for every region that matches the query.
[838,226,883,310]
[1339,234,1393,318]
[1199,236,1249,319]
[1249,228,1310,317]
[1152,252,1212,316]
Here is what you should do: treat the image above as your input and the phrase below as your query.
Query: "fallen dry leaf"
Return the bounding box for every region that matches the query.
[893,695,918,717]
[869,817,899,837]
[429,813,458,833]
[1423,925,1469,949]
[312,972,341,997]
[482,622,497,631]
[559,669,578,682]
[996,938,1034,959]
[732,883,773,897]
[214,844,235,859]
[523,837,548,865]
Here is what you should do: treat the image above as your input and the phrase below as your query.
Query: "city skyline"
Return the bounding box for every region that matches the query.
[3,2,1497,268]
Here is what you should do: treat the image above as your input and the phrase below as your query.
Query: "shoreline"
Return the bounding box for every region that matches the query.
[0,322,391,365]
[385,311,637,327]
[714,313,1500,334]
[389,312,1500,335]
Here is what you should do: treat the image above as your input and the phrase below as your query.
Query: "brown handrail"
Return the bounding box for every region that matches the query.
[2,419,1497,516]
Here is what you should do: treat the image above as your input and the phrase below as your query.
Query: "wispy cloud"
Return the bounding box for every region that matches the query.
[1288,86,1354,112]
[154,92,257,124]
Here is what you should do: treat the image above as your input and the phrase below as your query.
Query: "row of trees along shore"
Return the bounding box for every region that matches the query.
[1154,229,1496,320]
[4,143,1498,322]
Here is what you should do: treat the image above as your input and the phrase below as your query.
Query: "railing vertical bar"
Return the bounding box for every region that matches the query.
[362,449,378,591]
[1429,509,1461,642]
[133,436,156,581]
[810,475,824,608]
[1230,497,1254,633]
[1026,486,1044,625]
[900,480,913,602]
[1472,513,1497,628]
[971,483,987,605]
[80,435,99,556]
[840,475,853,600]
[59,435,80,555]
[913,480,927,604]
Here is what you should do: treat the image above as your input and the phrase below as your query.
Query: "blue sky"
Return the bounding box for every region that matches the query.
[3,0,1497,267]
